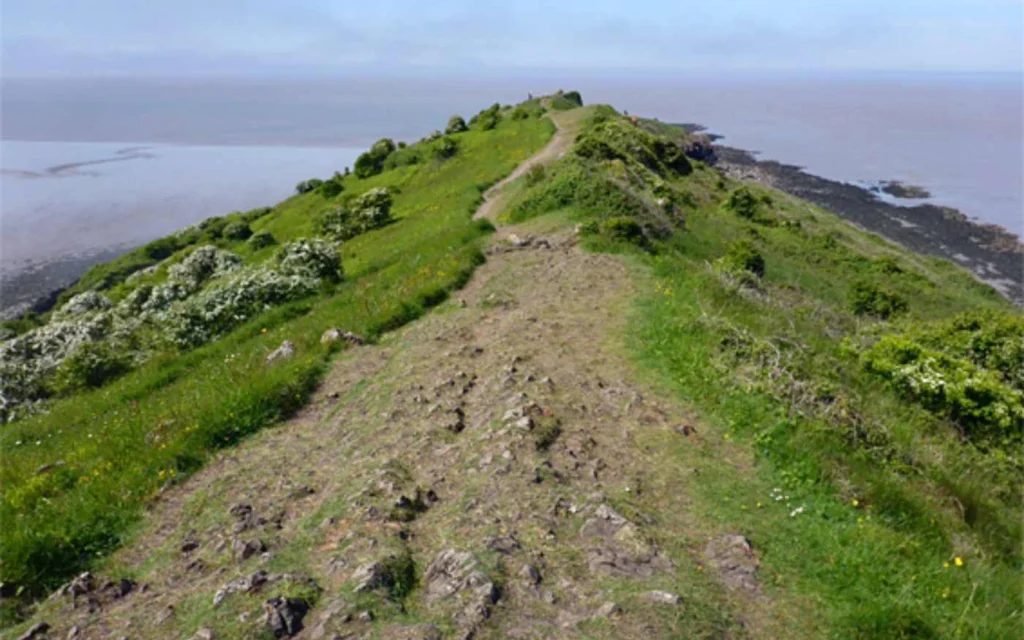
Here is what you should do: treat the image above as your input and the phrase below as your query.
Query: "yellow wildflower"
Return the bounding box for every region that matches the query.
[954,557,963,567]
[851,498,859,507]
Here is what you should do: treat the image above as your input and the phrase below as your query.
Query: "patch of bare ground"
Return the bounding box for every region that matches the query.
[30,227,815,639]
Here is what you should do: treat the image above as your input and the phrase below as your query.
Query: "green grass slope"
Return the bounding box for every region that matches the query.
[0,102,554,612]
[500,105,1022,638]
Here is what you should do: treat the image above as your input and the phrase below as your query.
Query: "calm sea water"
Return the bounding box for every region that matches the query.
[1,74,1020,306]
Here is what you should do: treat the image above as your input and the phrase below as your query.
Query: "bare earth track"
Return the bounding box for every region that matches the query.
[29,113,804,640]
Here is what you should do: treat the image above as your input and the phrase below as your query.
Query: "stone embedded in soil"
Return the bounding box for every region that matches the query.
[264,596,310,638]
[642,590,682,605]
[703,534,760,593]
[423,548,499,631]
[519,564,541,586]
[233,538,267,561]
[266,340,296,364]
[486,534,521,555]
[594,601,622,617]
[351,561,393,593]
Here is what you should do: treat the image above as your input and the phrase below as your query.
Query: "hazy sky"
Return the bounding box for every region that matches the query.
[3,0,1022,77]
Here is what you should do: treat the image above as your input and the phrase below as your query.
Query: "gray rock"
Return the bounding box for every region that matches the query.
[486,534,521,555]
[233,538,266,561]
[264,596,309,638]
[191,628,216,640]
[17,622,50,640]
[213,570,269,607]
[642,590,682,605]
[66,626,81,639]
[518,564,541,586]
[351,561,392,593]
[703,534,760,593]
[266,341,296,364]
[594,601,622,617]
[320,328,343,344]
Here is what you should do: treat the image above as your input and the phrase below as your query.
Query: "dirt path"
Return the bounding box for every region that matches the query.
[31,118,805,640]
[473,111,576,222]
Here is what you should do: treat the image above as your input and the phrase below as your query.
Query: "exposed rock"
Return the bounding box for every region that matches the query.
[703,534,760,593]
[486,534,521,555]
[581,505,670,577]
[322,329,366,346]
[518,564,541,586]
[66,625,81,639]
[228,503,267,533]
[264,596,310,638]
[16,622,49,640]
[233,538,267,561]
[181,538,200,554]
[266,340,296,364]
[380,624,442,640]
[352,561,392,593]
[594,601,622,617]
[642,590,682,605]
[214,570,270,606]
[191,628,216,640]
[357,610,374,622]
[684,134,715,162]
[423,549,499,631]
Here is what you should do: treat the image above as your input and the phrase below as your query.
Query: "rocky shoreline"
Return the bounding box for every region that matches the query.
[683,125,1022,304]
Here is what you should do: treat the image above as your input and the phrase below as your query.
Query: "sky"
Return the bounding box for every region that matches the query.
[2,0,1022,77]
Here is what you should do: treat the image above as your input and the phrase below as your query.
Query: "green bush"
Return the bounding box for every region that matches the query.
[49,342,131,395]
[199,216,229,240]
[849,280,908,319]
[354,138,397,179]
[721,239,766,278]
[601,217,644,245]
[433,136,459,161]
[248,230,276,249]
[525,164,546,186]
[445,115,468,134]
[295,178,323,194]
[721,186,760,219]
[573,119,691,177]
[477,111,500,131]
[861,335,1024,440]
[549,90,583,110]
[508,158,648,223]
[222,222,253,241]
[511,106,530,120]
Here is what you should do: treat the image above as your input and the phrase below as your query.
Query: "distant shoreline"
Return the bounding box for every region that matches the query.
[3,124,1022,319]
[679,124,1023,304]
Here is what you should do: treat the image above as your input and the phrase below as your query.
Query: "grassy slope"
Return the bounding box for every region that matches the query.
[500,107,1020,637]
[0,108,554,606]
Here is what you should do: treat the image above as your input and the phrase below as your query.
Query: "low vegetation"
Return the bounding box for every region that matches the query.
[0,102,554,612]
[499,103,1021,637]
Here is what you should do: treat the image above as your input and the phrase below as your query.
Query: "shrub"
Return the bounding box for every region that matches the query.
[477,111,500,131]
[295,178,323,194]
[573,118,691,177]
[198,216,229,240]
[248,230,276,249]
[354,138,397,179]
[434,136,459,161]
[275,238,343,283]
[445,115,468,134]
[721,187,760,219]
[511,106,530,120]
[222,222,253,241]
[509,157,648,223]
[318,176,344,199]
[142,235,188,260]
[849,280,908,319]
[601,217,644,245]
[525,164,546,186]
[168,246,243,289]
[55,292,112,319]
[549,90,583,110]
[721,239,766,278]
[353,187,394,229]
[861,335,1024,440]
[49,342,131,394]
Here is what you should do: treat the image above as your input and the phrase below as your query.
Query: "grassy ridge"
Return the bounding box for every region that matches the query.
[503,106,1021,637]
[0,107,554,604]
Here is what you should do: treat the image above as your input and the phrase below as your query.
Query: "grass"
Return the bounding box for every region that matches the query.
[497,107,1021,637]
[0,104,554,610]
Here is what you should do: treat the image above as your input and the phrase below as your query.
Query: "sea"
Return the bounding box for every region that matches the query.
[2,73,1021,314]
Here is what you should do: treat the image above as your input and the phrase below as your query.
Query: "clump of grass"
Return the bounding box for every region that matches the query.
[534,415,562,451]
[849,279,908,318]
